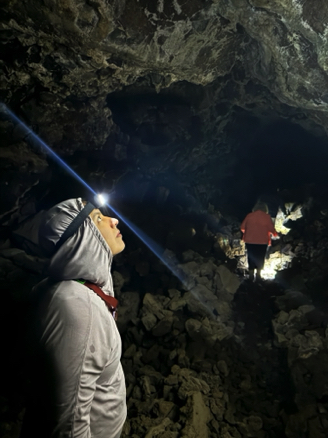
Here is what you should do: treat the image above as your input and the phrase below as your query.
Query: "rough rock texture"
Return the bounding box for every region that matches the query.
[2,0,328,111]
[2,0,328,219]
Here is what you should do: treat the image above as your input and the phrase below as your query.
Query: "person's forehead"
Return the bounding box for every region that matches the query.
[90,208,102,217]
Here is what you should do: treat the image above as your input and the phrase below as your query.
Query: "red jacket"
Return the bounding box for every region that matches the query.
[241,210,278,245]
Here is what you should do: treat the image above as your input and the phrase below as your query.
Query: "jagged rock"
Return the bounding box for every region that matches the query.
[168,288,180,299]
[125,372,137,398]
[209,398,225,422]
[152,399,176,420]
[142,293,170,320]
[185,283,234,321]
[180,391,211,438]
[142,313,158,332]
[123,344,137,359]
[168,294,187,312]
[164,373,179,387]
[199,261,216,279]
[157,432,179,438]
[177,375,210,400]
[142,344,163,365]
[131,385,142,400]
[217,360,229,377]
[272,308,311,347]
[293,330,324,359]
[0,248,47,274]
[112,270,127,294]
[220,425,242,438]
[275,290,312,312]
[224,403,236,424]
[181,250,202,263]
[179,261,201,279]
[298,304,316,315]
[126,326,145,348]
[152,314,174,337]
[140,375,156,397]
[215,301,232,322]
[117,291,140,332]
[185,317,233,346]
[144,418,173,438]
[237,415,264,438]
[196,275,213,290]
[183,289,204,314]
[217,265,240,295]
[185,318,203,341]
[169,348,190,368]
[273,301,327,363]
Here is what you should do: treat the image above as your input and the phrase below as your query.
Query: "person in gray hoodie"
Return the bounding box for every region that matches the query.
[20,198,126,438]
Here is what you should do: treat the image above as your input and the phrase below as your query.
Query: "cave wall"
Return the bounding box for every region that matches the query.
[1,1,328,437]
[2,0,328,218]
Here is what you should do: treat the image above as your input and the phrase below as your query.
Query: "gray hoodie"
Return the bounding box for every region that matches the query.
[21,198,126,438]
[38,197,115,296]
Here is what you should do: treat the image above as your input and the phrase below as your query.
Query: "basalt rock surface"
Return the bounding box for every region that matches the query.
[2,0,328,219]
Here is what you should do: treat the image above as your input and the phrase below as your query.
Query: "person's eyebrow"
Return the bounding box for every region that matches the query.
[90,209,101,219]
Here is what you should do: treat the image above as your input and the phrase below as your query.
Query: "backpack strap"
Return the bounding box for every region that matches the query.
[77,280,118,320]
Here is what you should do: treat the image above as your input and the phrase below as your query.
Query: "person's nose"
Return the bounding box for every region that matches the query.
[110,217,119,227]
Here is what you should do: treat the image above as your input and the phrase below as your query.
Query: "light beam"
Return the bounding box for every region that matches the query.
[1,104,188,285]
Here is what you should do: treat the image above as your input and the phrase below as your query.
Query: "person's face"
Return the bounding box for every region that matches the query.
[90,209,125,255]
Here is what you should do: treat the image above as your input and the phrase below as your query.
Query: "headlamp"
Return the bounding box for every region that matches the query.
[94,193,108,207]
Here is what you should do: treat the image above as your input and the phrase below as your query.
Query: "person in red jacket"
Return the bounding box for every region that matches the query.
[240,202,278,281]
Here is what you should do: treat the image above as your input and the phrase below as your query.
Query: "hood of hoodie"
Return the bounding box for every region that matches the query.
[38,198,114,296]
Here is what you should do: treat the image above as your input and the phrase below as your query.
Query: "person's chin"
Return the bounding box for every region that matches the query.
[114,241,125,255]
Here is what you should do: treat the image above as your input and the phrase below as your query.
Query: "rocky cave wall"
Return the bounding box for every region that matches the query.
[1,0,328,437]
[2,0,328,215]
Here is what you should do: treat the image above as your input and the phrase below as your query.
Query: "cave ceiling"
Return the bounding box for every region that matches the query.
[1,0,328,218]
